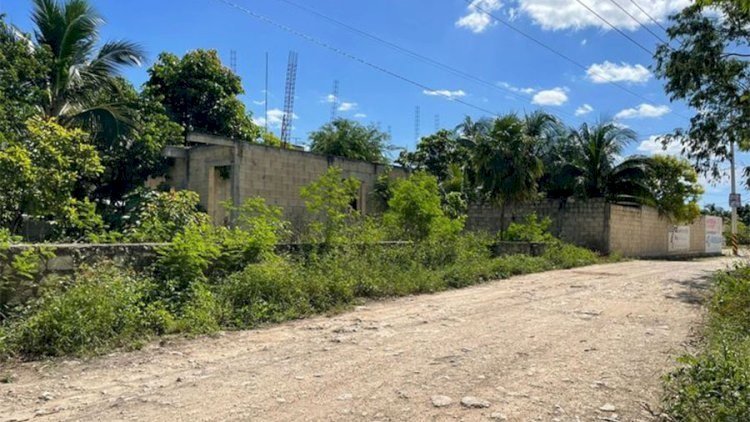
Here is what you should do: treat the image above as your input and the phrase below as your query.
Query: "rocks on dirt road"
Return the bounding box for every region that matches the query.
[461,396,491,408]
[430,395,453,407]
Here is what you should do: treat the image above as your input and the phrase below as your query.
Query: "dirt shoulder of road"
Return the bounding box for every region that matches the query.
[0,258,736,421]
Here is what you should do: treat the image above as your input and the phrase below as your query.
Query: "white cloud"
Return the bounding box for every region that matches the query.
[423,89,467,99]
[637,135,683,156]
[252,108,298,128]
[615,103,670,119]
[575,103,593,116]
[338,102,357,112]
[324,94,337,103]
[586,61,651,84]
[456,0,502,33]
[517,0,690,31]
[354,113,367,119]
[531,87,568,106]
[498,81,536,95]
[252,100,265,106]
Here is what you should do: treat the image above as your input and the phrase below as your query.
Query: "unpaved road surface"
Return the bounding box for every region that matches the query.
[0,258,736,421]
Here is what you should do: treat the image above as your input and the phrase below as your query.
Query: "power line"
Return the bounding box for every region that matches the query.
[213,0,501,117]
[628,0,669,33]
[466,0,691,122]
[573,0,654,56]
[605,0,668,45]
[266,0,582,120]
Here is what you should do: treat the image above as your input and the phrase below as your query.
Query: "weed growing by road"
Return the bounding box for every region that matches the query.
[663,264,750,420]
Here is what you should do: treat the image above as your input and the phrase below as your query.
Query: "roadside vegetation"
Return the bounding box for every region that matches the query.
[0,169,602,360]
[662,264,750,420]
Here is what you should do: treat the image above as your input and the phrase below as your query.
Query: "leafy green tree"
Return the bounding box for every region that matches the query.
[29,0,146,129]
[300,166,361,244]
[309,119,391,163]
[383,172,463,241]
[84,78,183,225]
[646,155,704,223]
[654,1,750,181]
[0,118,103,231]
[562,122,652,203]
[396,129,468,183]
[144,49,258,141]
[0,16,50,136]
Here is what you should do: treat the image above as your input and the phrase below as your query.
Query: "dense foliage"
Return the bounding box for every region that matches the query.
[0,170,605,359]
[308,119,392,163]
[655,1,750,183]
[663,265,750,420]
[144,49,258,141]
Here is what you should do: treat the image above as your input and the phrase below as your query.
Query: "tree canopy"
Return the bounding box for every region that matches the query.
[144,49,259,141]
[655,1,750,182]
[308,119,392,163]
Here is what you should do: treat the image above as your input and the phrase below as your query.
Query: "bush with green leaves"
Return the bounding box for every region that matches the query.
[503,213,555,242]
[300,166,361,244]
[663,265,750,420]
[0,229,55,321]
[1,263,155,358]
[126,190,210,242]
[383,172,464,241]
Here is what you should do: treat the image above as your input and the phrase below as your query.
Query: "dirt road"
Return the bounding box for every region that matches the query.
[0,258,735,421]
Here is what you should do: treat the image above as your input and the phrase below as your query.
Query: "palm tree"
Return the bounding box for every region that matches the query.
[462,114,544,236]
[30,0,146,129]
[563,122,652,203]
[454,116,492,141]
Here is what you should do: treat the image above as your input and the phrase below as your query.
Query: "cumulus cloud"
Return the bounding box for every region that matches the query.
[586,61,651,84]
[615,103,670,119]
[423,89,467,99]
[252,108,297,128]
[338,102,357,112]
[531,87,568,106]
[575,104,594,116]
[637,135,683,156]
[456,0,502,33]
[517,0,690,31]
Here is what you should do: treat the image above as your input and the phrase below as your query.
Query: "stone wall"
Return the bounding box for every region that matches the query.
[7,243,162,276]
[467,199,609,252]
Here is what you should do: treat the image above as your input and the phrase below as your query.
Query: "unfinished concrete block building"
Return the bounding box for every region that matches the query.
[162,133,406,231]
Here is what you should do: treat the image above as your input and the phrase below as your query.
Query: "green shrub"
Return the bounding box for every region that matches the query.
[493,254,552,278]
[218,258,309,328]
[0,229,56,321]
[542,242,600,269]
[300,166,361,244]
[2,263,154,358]
[662,265,750,420]
[383,172,464,241]
[126,190,210,242]
[503,213,555,242]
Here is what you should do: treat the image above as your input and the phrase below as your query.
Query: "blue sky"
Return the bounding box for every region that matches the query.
[2,0,744,206]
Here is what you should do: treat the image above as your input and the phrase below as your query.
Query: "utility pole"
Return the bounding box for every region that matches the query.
[730,139,739,256]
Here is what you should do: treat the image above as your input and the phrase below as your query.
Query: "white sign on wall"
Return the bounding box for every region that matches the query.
[705,216,724,254]
[668,226,691,252]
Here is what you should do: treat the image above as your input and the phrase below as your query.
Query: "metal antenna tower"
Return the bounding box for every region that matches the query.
[229,50,237,73]
[434,114,440,132]
[264,52,269,134]
[281,51,299,147]
[330,80,339,121]
[414,106,421,142]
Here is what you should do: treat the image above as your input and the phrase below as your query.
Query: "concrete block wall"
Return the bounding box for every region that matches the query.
[167,140,407,233]
[607,204,708,257]
[467,199,609,251]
